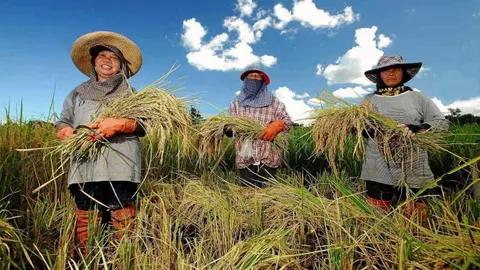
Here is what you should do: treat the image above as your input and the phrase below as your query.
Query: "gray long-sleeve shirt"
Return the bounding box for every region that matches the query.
[360,91,449,188]
[56,89,142,186]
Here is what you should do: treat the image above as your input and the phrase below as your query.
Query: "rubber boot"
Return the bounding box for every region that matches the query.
[403,201,427,220]
[367,197,392,211]
[75,209,102,257]
[111,204,136,240]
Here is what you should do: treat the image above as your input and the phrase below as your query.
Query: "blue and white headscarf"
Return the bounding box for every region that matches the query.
[236,78,273,108]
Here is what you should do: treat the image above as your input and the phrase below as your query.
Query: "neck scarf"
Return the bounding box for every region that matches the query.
[75,46,132,102]
[374,82,413,97]
[236,78,273,107]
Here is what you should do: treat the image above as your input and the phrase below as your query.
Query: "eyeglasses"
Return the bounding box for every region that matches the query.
[246,73,263,80]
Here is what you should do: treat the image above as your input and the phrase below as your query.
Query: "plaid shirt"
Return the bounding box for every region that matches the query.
[228,96,293,169]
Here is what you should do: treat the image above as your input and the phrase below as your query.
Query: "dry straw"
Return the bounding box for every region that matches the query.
[309,90,454,173]
[196,115,288,165]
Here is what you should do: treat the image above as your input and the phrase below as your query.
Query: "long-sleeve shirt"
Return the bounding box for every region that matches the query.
[228,96,293,169]
[360,91,449,188]
[56,88,142,186]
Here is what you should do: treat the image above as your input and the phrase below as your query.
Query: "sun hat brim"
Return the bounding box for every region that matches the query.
[240,69,271,85]
[71,31,143,78]
[365,62,422,84]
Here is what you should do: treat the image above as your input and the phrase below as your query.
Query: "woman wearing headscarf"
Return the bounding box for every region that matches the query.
[56,31,144,256]
[227,65,293,188]
[361,55,449,215]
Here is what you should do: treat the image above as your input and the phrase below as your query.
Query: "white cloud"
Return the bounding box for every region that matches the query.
[224,16,257,44]
[273,4,293,29]
[295,92,310,98]
[235,91,241,96]
[253,16,272,31]
[417,66,431,77]
[432,97,480,116]
[273,86,314,124]
[317,26,387,86]
[332,86,372,99]
[316,64,324,75]
[280,28,298,36]
[181,18,277,71]
[273,1,359,30]
[377,34,392,49]
[181,18,207,50]
[307,98,324,106]
[236,0,257,17]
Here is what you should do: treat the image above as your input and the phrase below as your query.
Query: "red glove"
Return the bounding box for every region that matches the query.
[87,118,137,141]
[258,120,285,141]
[57,126,74,140]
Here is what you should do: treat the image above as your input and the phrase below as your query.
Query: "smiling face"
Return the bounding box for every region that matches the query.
[379,67,403,87]
[93,50,121,82]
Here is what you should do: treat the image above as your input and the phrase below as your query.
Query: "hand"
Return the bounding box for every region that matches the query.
[57,126,74,140]
[87,118,137,141]
[258,120,286,141]
[401,124,430,138]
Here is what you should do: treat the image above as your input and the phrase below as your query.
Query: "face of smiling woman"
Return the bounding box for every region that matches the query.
[93,50,121,82]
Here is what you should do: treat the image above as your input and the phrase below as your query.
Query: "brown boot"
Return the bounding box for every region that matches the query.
[367,197,392,211]
[75,209,102,257]
[111,205,136,240]
[403,201,427,220]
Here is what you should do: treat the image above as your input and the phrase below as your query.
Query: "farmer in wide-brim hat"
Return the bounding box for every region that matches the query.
[56,31,144,257]
[227,65,293,188]
[360,55,449,216]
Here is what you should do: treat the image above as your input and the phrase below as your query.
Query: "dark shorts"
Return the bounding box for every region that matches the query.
[365,181,430,202]
[69,181,138,211]
[239,164,277,188]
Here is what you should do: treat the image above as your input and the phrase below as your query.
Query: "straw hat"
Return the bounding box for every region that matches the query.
[71,31,143,78]
[364,55,422,84]
[240,65,271,85]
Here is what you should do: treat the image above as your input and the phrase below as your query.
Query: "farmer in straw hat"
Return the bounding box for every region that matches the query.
[361,55,449,216]
[226,65,293,188]
[56,31,144,256]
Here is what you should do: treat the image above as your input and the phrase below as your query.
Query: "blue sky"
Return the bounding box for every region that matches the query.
[1,0,479,123]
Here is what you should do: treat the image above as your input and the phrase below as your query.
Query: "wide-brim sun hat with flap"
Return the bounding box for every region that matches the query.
[364,55,422,84]
[71,31,143,78]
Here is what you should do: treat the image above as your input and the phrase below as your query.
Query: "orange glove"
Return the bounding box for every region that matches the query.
[57,126,74,140]
[87,118,137,141]
[258,120,285,141]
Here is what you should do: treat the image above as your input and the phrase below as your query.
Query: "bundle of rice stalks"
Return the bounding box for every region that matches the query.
[310,91,453,173]
[197,115,288,164]
[48,74,193,172]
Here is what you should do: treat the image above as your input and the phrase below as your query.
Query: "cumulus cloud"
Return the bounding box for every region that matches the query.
[181,17,277,71]
[273,87,314,125]
[236,0,257,17]
[295,92,310,98]
[377,34,392,49]
[317,26,390,86]
[273,1,359,30]
[332,86,372,99]
[417,66,431,77]
[307,98,324,106]
[432,97,480,116]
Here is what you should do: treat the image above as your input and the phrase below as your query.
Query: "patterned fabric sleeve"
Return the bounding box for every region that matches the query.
[275,99,293,132]
[228,100,237,117]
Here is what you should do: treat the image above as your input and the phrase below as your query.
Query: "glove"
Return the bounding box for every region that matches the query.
[258,120,285,141]
[403,123,431,138]
[57,126,74,140]
[87,118,137,141]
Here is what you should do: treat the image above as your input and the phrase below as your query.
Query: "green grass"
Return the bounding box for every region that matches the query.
[1,108,479,269]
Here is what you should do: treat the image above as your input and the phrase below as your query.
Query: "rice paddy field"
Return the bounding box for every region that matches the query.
[1,93,480,269]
